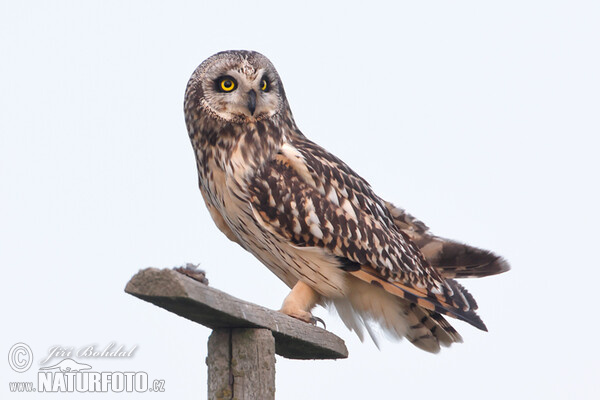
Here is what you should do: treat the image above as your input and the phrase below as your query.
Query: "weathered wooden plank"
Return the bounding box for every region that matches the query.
[125,268,348,360]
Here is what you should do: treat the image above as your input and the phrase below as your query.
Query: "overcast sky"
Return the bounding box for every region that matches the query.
[2,1,599,399]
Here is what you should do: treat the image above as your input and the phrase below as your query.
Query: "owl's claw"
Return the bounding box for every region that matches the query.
[310,316,326,329]
[279,281,324,328]
[281,309,326,329]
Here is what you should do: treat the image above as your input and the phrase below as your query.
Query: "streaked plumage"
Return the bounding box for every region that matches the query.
[184,50,509,352]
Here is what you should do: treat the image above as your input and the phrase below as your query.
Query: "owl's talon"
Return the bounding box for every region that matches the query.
[281,309,326,329]
[310,316,326,329]
[280,308,326,329]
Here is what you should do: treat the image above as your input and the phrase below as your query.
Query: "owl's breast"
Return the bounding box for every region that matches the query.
[198,157,346,296]
[199,162,296,287]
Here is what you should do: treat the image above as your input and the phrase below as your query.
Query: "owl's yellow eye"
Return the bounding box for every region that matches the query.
[217,76,237,92]
[260,79,268,91]
[220,79,235,91]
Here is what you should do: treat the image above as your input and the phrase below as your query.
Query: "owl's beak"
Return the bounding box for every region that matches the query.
[247,89,257,116]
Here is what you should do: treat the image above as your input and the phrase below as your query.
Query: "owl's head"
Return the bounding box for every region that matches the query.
[185,50,289,124]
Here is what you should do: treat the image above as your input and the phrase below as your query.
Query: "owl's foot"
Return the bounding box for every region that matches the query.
[280,307,326,329]
[280,280,325,328]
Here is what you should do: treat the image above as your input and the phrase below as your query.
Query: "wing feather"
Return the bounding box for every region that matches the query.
[248,138,486,330]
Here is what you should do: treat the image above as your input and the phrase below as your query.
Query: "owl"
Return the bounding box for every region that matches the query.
[184,50,509,352]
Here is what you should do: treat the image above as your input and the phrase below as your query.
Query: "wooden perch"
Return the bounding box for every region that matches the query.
[125,268,348,360]
[125,268,348,399]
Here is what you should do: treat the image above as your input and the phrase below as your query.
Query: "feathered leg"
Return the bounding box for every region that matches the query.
[280,280,324,325]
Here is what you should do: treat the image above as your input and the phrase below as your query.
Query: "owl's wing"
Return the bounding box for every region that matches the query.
[291,137,509,280]
[248,139,486,330]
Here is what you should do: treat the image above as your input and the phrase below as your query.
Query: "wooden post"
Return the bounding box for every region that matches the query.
[125,268,348,399]
[207,329,275,400]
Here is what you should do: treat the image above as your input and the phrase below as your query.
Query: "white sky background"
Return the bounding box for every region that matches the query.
[1,1,599,398]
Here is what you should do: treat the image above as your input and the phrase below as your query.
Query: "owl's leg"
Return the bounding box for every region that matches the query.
[280,281,325,327]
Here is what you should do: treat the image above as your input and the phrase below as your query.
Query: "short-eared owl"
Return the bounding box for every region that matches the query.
[184,50,509,352]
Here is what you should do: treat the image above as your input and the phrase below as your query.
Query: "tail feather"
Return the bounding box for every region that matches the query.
[425,309,463,346]
[405,304,463,352]
[417,237,510,279]
[350,266,488,331]
[329,275,463,353]
[384,202,510,279]
[325,202,510,352]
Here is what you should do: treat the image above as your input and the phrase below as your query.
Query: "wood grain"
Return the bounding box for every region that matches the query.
[125,268,348,360]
